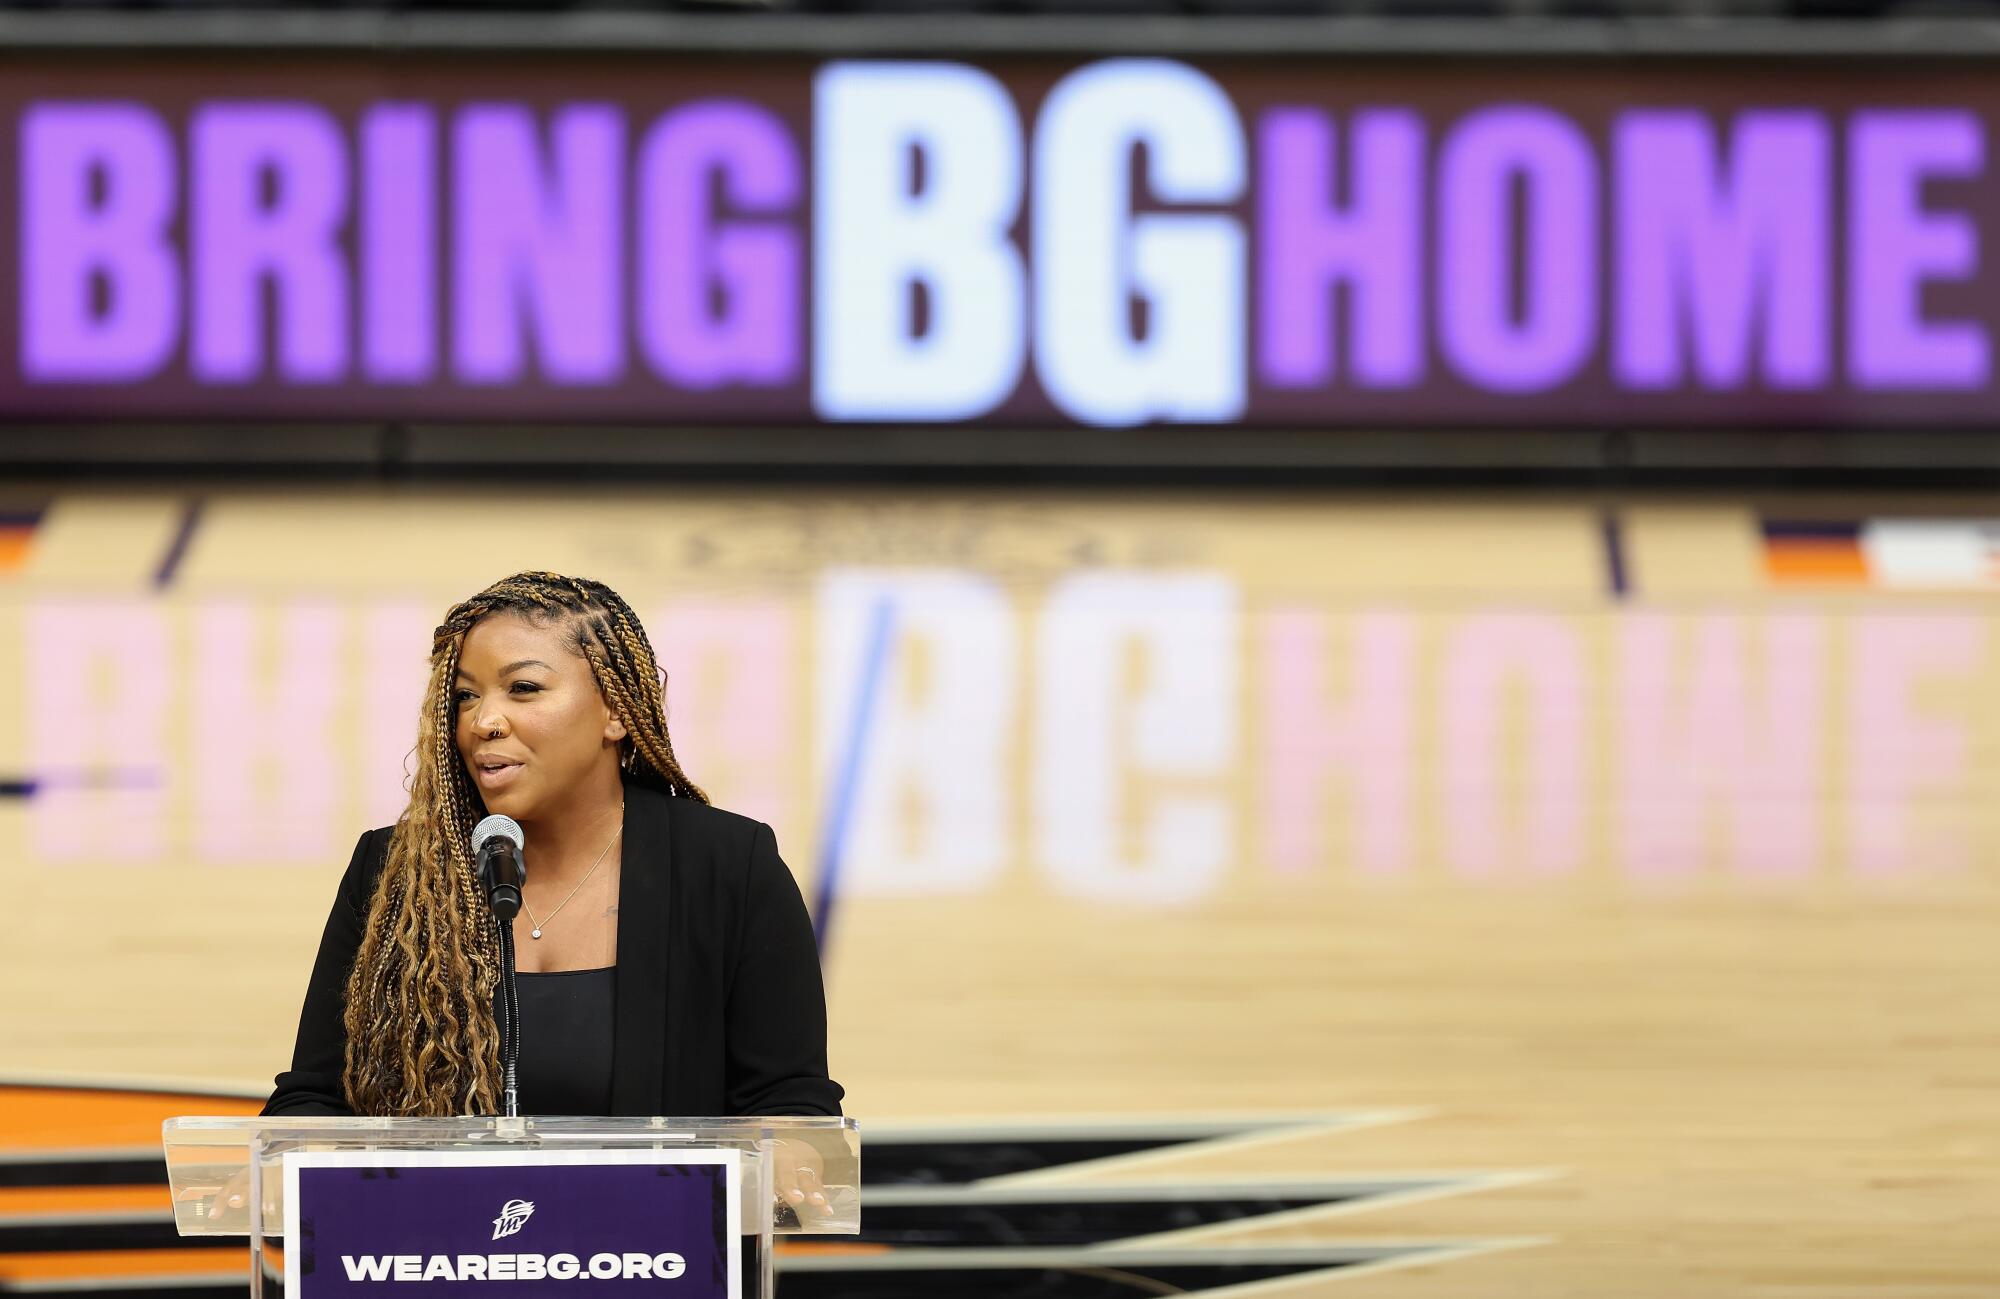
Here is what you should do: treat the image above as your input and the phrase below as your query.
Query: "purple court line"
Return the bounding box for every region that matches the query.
[152,498,205,590]
[811,595,897,958]
[0,768,166,797]
[1600,509,1629,599]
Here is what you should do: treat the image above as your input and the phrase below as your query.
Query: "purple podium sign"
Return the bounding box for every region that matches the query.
[281,1150,741,1299]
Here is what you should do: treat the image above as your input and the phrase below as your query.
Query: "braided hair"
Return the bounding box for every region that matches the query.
[341,572,706,1116]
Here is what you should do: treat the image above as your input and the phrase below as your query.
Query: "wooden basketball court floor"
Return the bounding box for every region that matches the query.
[0,486,1994,1296]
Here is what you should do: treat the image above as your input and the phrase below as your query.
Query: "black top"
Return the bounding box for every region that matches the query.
[508,967,617,1117]
[263,783,843,1118]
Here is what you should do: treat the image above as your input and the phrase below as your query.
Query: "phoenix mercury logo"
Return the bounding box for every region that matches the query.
[490,1200,534,1241]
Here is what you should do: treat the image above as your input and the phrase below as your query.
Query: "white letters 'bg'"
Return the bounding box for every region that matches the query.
[813,60,1249,428]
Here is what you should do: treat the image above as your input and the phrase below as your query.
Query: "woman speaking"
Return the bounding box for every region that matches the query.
[263,571,841,1205]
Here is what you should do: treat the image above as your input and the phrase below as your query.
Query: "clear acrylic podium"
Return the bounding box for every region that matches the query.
[163,1115,860,1299]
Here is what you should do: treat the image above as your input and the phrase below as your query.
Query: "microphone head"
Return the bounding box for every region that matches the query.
[472,814,524,853]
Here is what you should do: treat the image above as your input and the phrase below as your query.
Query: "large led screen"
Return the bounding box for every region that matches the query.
[1,56,1995,427]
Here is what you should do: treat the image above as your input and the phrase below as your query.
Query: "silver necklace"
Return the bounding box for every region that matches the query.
[522,810,623,940]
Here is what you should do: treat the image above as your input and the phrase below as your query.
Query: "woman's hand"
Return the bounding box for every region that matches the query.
[769,1137,830,1225]
[201,1165,256,1230]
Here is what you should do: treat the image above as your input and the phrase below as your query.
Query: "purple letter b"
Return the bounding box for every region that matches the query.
[21,103,179,383]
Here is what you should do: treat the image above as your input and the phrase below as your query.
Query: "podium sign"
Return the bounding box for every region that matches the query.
[283,1150,742,1299]
[165,1114,856,1299]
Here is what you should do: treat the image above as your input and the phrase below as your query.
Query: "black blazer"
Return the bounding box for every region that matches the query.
[263,783,843,1118]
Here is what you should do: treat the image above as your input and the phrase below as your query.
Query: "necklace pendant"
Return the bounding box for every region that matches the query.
[530,928,542,939]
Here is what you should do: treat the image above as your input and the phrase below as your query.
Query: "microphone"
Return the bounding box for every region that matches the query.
[474,814,527,922]
[473,813,527,1120]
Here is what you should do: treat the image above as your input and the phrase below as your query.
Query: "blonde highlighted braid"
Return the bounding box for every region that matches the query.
[341,572,706,1117]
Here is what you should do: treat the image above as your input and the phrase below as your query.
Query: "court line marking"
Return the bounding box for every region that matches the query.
[1,1072,266,1100]
[2,1170,1551,1215]
[1175,1236,1554,1297]
[0,1147,164,1165]
[1601,508,1630,599]
[151,498,205,591]
[778,1242,1442,1271]
[864,1108,1429,1144]
[0,1209,176,1226]
[811,592,896,954]
[975,1112,1433,1188]
[861,1176,1461,1207]
[1102,1169,1566,1247]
